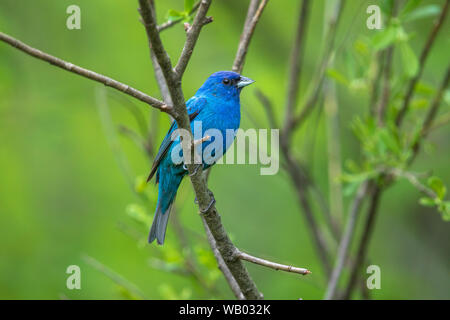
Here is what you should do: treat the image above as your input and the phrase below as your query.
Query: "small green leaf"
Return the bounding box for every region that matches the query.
[166,9,184,22]
[427,176,446,199]
[444,90,450,105]
[126,204,151,226]
[326,69,350,86]
[371,26,397,51]
[400,0,423,16]
[403,5,440,22]
[184,0,195,12]
[419,197,435,207]
[134,175,147,193]
[439,201,450,221]
[399,41,418,77]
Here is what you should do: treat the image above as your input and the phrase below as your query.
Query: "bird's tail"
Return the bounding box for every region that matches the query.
[148,174,182,245]
[148,201,174,245]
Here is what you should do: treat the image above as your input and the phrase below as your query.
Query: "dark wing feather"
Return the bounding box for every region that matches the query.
[146,97,206,182]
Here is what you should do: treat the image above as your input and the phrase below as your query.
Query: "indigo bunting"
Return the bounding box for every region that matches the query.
[147,71,255,244]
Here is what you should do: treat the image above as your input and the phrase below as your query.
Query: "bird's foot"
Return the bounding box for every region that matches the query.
[200,190,216,214]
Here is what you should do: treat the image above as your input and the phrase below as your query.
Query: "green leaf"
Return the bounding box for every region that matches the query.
[371,26,397,51]
[419,197,435,207]
[439,201,450,221]
[134,175,147,193]
[184,0,195,12]
[126,204,151,226]
[399,41,418,77]
[326,69,350,86]
[444,90,450,105]
[166,9,185,22]
[403,5,441,22]
[400,0,422,16]
[427,176,447,199]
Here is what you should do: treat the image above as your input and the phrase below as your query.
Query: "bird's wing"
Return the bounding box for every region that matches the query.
[147,96,207,183]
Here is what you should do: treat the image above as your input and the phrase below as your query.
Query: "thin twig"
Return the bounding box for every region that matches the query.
[376,0,399,125]
[0,32,170,114]
[202,220,245,300]
[342,186,382,299]
[157,2,201,32]
[237,251,311,276]
[83,255,148,299]
[174,0,213,78]
[283,0,310,130]
[324,181,370,300]
[289,0,344,132]
[232,0,270,73]
[255,89,278,128]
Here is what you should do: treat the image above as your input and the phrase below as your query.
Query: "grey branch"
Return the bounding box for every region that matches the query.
[283,0,310,130]
[237,251,311,276]
[232,0,269,74]
[324,181,370,300]
[174,0,213,78]
[0,32,170,114]
[289,0,344,132]
[202,220,245,300]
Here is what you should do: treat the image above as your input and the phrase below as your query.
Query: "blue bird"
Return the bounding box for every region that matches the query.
[147,71,255,245]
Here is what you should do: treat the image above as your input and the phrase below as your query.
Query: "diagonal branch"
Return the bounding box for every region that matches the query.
[288,0,344,132]
[324,181,370,300]
[232,0,270,73]
[395,0,449,126]
[283,0,310,130]
[174,0,213,78]
[0,32,170,114]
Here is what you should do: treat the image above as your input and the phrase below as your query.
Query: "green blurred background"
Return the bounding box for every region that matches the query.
[0,0,448,299]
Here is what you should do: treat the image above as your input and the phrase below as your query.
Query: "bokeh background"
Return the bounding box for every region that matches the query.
[0,0,448,299]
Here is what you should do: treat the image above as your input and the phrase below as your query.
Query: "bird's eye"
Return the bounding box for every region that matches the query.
[222,78,230,85]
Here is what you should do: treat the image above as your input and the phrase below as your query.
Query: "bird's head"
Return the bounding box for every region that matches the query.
[196,71,255,99]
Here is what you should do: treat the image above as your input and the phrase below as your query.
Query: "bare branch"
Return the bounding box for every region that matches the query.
[174,0,213,78]
[376,0,399,125]
[342,186,382,299]
[289,0,344,132]
[283,0,310,129]
[202,220,245,300]
[324,181,370,300]
[237,251,311,276]
[0,32,170,114]
[395,0,449,126]
[232,0,270,73]
[255,89,278,128]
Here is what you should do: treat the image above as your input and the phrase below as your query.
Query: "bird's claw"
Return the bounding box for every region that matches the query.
[189,164,202,177]
[200,191,216,214]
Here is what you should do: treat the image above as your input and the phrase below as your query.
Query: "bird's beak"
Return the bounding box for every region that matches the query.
[237,76,255,88]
